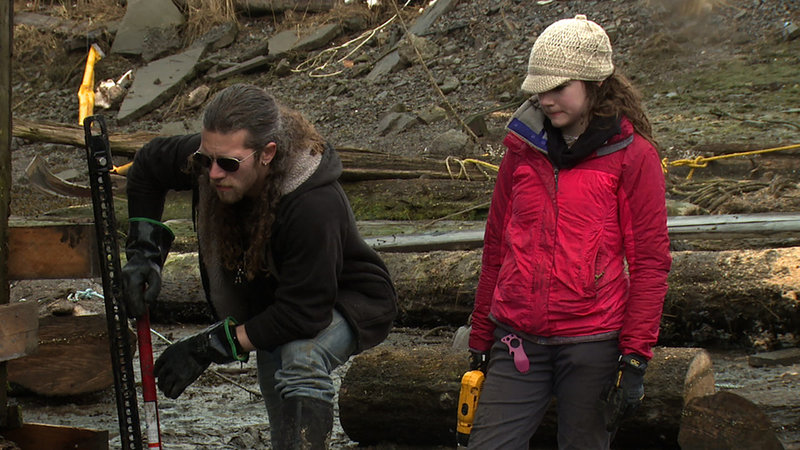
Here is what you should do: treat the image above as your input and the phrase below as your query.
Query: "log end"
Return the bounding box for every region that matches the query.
[678,391,785,450]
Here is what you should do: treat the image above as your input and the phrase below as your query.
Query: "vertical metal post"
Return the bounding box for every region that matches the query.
[0,0,13,428]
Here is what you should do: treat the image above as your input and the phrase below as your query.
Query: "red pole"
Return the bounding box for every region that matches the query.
[137,312,162,449]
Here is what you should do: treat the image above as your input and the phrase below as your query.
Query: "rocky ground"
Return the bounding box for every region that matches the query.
[5,0,800,448]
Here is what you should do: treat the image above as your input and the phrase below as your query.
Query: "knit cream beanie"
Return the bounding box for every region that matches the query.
[521,14,614,94]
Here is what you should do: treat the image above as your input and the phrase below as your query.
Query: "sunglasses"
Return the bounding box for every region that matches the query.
[192,150,258,173]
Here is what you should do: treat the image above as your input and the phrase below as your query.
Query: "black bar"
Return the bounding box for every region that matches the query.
[84,115,143,450]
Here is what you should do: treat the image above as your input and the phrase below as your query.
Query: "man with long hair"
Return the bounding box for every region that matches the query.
[122,83,397,448]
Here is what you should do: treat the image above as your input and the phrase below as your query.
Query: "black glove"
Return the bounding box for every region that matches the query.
[469,349,489,373]
[600,353,648,432]
[154,317,249,399]
[121,218,174,318]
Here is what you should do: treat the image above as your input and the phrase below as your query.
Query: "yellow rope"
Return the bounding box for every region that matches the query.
[450,143,800,182]
[445,157,499,181]
[662,143,800,179]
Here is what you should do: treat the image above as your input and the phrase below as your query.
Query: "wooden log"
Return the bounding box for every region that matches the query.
[12,118,159,157]
[6,314,136,396]
[155,246,800,347]
[338,345,714,448]
[678,391,784,450]
[0,303,38,362]
[11,118,489,181]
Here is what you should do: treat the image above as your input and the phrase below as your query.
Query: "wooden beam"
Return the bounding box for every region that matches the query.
[0,302,37,363]
[11,118,491,181]
[0,423,108,450]
[7,224,101,280]
[1,0,13,429]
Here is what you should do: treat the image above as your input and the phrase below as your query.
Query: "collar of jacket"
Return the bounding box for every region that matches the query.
[280,146,323,195]
[505,98,634,163]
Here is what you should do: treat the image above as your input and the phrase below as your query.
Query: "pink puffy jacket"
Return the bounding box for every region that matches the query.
[469,105,671,359]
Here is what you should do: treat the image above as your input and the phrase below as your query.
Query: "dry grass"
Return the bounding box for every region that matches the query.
[183,0,238,44]
[12,24,60,66]
[14,0,125,23]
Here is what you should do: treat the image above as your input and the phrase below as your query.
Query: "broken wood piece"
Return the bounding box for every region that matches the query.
[7,314,136,396]
[678,391,784,450]
[338,345,714,448]
[0,302,38,362]
[25,154,91,198]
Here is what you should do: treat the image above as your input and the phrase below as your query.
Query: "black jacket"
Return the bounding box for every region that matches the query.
[126,133,397,353]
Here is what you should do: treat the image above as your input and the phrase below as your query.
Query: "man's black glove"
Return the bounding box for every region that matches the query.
[121,218,174,318]
[154,317,249,399]
[600,353,648,432]
[469,349,489,373]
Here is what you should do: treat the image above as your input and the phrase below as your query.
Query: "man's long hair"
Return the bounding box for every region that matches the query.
[197,84,325,280]
[585,72,659,150]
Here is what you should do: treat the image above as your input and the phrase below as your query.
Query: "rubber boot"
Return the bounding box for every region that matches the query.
[277,396,334,450]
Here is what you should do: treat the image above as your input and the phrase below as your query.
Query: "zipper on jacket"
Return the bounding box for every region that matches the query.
[553,167,559,192]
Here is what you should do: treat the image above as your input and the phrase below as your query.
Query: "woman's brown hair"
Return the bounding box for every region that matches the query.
[585,72,658,150]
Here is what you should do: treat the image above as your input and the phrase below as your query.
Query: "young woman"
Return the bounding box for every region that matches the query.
[467,15,671,449]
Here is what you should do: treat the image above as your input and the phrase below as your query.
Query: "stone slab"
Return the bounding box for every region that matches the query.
[117,45,205,124]
[111,0,185,56]
[293,22,341,52]
[748,347,800,367]
[366,0,459,81]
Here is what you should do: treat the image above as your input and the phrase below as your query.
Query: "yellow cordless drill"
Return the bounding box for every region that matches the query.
[456,369,485,446]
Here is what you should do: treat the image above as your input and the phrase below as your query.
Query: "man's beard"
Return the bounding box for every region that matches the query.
[214,184,245,204]
[197,173,274,280]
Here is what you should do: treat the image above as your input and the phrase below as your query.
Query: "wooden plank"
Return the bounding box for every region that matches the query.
[7,224,100,280]
[0,302,37,362]
[0,423,109,450]
[1,0,12,429]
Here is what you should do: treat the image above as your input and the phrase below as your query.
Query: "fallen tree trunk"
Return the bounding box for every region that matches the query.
[12,118,489,181]
[338,345,714,448]
[156,247,800,348]
[6,314,136,396]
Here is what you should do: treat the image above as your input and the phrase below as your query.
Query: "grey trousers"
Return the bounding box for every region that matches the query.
[468,330,620,450]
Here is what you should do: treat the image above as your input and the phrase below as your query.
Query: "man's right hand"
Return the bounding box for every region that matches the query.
[121,218,174,318]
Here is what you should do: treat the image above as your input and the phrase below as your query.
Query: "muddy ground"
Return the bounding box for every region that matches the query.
[4,0,800,448]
